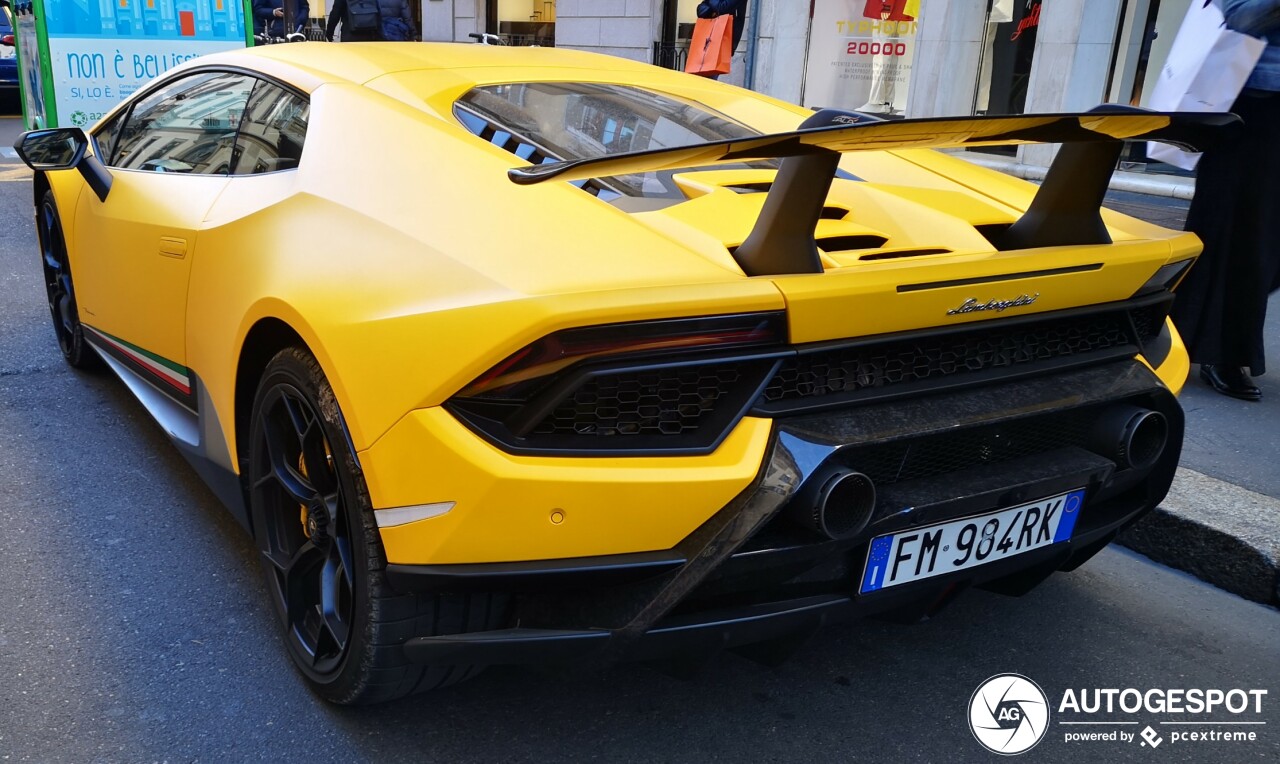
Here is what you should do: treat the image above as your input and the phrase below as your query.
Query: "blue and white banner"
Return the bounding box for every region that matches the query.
[43,0,245,127]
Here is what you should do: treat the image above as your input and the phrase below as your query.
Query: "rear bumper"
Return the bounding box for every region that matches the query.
[391,359,1182,667]
[401,509,1141,665]
[401,505,1139,666]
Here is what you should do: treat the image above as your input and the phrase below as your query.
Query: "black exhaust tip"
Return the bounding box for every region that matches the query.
[787,470,877,541]
[1091,405,1168,471]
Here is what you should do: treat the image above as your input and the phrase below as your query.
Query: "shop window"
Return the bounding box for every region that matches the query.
[1106,0,1194,173]
[486,0,555,46]
[801,1,922,116]
[1109,0,1192,109]
[965,0,1042,157]
[655,0,703,71]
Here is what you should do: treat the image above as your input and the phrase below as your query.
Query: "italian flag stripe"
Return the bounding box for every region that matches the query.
[85,326,192,396]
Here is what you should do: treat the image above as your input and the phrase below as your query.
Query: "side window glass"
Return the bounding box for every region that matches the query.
[231,82,309,175]
[111,72,255,174]
[93,110,127,164]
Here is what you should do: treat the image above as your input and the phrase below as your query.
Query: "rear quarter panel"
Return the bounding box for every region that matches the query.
[186,81,783,460]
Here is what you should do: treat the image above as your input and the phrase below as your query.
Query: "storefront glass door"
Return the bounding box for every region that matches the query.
[487,0,555,46]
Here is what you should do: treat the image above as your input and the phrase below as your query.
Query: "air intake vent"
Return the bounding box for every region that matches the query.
[755,296,1171,414]
[728,187,846,218]
[975,223,1014,249]
[857,248,951,261]
[839,408,1095,486]
[816,235,890,252]
[456,106,616,198]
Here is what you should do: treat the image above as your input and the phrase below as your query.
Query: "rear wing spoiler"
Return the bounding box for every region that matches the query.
[508,108,1239,276]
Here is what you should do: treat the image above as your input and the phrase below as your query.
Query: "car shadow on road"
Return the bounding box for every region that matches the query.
[317,548,1278,762]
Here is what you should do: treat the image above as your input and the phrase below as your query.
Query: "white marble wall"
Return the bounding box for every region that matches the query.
[751,0,810,103]
[904,0,988,118]
[554,0,660,63]
[1020,0,1123,167]
[421,0,484,42]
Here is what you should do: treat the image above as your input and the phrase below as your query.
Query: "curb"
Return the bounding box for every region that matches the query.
[1118,468,1280,607]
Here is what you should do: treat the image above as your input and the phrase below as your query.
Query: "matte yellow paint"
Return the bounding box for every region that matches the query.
[366,411,773,564]
[777,239,1179,344]
[72,172,229,366]
[41,43,1202,567]
[1157,320,1191,396]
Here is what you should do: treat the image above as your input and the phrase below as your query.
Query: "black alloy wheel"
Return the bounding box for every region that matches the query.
[248,347,507,704]
[36,190,97,368]
[250,356,358,681]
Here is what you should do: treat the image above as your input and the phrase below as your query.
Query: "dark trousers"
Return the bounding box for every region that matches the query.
[1171,90,1280,375]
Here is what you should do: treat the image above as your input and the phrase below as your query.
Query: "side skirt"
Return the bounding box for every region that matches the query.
[83,327,250,531]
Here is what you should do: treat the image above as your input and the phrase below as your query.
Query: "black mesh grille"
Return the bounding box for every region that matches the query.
[453,299,1170,455]
[532,365,744,438]
[763,307,1159,408]
[844,410,1093,487]
[1128,301,1167,343]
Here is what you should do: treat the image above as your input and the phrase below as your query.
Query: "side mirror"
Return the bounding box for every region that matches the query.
[14,128,112,202]
[14,127,87,170]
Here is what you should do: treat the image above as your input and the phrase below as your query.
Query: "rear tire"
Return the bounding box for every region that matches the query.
[247,347,506,704]
[37,190,98,369]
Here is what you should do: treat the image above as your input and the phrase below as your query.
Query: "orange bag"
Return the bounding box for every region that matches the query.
[684,15,733,77]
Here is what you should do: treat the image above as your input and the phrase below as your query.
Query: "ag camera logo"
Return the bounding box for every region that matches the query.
[969,674,1051,755]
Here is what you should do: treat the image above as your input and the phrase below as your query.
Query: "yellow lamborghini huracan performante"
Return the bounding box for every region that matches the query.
[16,43,1235,704]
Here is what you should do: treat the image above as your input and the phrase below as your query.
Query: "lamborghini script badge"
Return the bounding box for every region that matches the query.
[947,293,1040,316]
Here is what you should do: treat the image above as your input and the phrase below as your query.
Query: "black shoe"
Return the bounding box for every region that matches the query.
[1199,364,1262,401]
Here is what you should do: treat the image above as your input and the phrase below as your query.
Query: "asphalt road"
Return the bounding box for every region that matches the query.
[0,119,1277,763]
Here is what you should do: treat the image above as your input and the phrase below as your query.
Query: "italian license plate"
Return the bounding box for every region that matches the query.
[859,489,1085,594]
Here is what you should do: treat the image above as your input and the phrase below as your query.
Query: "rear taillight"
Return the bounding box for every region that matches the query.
[460,312,787,400]
[448,312,788,455]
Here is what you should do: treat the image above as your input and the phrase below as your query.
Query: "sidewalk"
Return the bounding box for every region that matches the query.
[1094,189,1280,607]
[1121,469,1280,605]
[960,151,1197,200]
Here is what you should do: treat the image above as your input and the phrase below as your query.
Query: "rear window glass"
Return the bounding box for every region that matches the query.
[454,82,775,200]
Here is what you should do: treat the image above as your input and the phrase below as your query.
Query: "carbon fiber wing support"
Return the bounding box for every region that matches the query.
[509,107,1240,276]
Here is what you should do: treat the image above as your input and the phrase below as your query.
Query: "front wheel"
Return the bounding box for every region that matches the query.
[36,190,97,369]
[247,347,505,704]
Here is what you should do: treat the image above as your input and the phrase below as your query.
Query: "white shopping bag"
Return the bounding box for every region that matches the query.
[1146,0,1267,170]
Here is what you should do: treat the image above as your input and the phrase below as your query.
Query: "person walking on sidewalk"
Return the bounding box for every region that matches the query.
[1172,0,1280,401]
[253,0,309,39]
[326,0,415,41]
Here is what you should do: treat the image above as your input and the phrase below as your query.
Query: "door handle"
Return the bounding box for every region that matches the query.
[159,237,187,258]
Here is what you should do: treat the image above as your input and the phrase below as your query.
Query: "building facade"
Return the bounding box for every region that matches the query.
[420,0,1200,171]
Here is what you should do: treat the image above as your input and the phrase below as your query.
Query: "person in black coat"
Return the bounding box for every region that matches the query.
[326,0,415,41]
[1170,1,1280,401]
[253,0,309,39]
